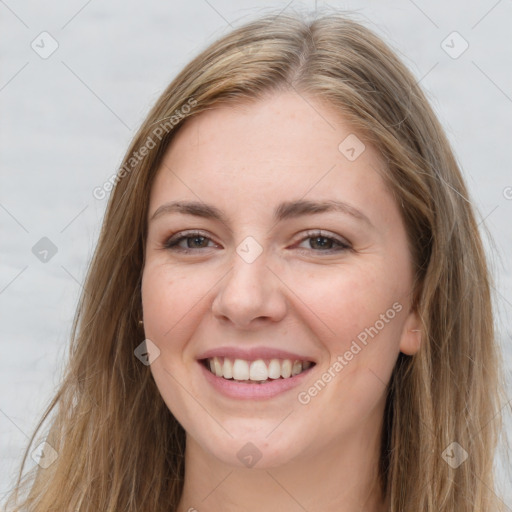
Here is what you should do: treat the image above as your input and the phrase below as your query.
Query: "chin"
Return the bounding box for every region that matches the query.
[189,421,304,470]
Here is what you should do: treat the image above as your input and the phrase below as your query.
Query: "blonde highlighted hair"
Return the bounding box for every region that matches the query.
[4,9,506,511]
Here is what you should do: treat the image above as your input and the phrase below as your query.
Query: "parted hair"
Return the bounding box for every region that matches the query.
[4,9,506,511]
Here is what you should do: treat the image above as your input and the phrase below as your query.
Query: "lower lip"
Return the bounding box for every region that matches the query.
[199,362,314,400]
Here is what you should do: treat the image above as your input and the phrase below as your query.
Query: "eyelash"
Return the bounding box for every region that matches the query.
[162,230,351,255]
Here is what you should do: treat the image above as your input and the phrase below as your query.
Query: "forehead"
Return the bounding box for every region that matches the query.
[161,92,369,173]
[149,91,395,227]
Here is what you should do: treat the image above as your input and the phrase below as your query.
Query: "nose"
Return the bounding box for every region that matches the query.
[211,248,288,329]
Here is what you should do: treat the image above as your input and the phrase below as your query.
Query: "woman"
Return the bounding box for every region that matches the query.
[4,10,506,512]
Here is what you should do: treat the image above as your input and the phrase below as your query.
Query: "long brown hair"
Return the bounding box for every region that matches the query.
[3,9,506,511]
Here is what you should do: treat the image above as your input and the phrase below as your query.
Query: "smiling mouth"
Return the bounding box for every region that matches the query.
[202,357,315,384]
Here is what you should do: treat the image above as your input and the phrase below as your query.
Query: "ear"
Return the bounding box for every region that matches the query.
[399,308,422,356]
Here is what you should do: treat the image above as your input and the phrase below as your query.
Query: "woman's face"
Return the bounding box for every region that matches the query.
[141,91,420,469]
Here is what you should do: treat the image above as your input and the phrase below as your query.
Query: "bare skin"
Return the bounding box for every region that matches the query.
[141,91,420,512]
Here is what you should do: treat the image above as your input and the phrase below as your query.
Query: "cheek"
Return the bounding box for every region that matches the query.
[292,260,408,414]
[141,264,205,419]
[141,263,206,343]
[295,261,405,345]
[294,266,405,433]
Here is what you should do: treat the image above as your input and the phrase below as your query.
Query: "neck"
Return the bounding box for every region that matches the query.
[177,415,387,512]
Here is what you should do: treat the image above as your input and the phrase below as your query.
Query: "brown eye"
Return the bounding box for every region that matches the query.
[163,231,218,252]
[309,236,336,250]
[183,235,209,249]
[296,231,351,253]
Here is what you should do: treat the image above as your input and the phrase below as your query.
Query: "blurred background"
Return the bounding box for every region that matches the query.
[1,0,511,506]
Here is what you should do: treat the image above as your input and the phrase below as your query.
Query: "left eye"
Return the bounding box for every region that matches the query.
[295,231,351,252]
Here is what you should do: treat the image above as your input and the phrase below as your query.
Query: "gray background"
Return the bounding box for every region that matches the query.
[1,0,511,507]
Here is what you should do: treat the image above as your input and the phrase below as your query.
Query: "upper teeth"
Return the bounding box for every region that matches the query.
[207,357,312,381]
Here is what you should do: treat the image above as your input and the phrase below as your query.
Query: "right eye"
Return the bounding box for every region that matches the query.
[163,231,220,253]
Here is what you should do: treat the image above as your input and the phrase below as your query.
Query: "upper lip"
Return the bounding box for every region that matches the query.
[197,346,316,363]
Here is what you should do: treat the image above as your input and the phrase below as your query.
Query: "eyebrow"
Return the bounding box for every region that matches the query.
[150,199,373,228]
